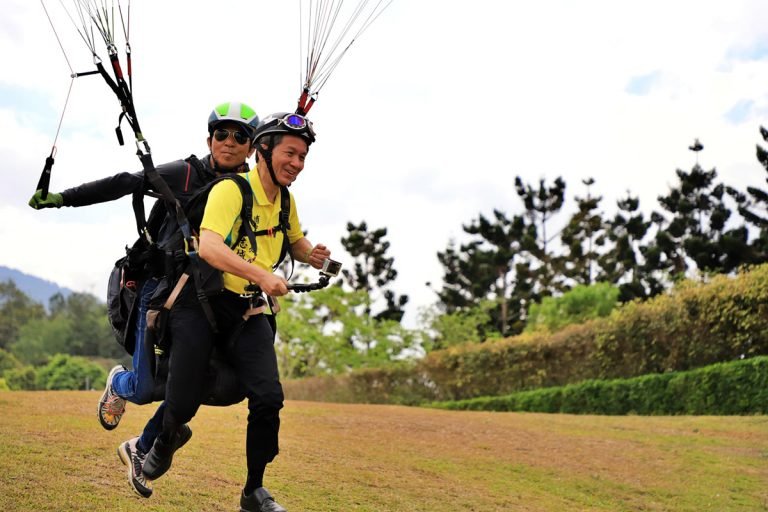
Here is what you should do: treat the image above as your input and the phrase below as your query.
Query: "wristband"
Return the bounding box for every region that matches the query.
[305,246,314,261]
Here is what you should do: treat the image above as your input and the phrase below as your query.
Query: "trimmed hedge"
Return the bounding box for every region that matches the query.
[284,265,768,404]
[430,355,768,415]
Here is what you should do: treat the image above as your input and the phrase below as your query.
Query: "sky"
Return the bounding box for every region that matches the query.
[2,1,768,328]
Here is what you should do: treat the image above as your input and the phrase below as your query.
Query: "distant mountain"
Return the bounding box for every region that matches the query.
[0,266,74,307]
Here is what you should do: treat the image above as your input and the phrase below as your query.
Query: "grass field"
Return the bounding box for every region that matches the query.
[0,391,767,511]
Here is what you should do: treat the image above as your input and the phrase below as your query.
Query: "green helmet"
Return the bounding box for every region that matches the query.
[207,102,259,137]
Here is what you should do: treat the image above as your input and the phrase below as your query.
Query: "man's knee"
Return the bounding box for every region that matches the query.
[247,387,284,415]
[165,397,201,425]
[132,384,155,405]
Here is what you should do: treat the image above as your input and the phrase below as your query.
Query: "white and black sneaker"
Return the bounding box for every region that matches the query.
[98,365,127,430]
[118,437,153,498]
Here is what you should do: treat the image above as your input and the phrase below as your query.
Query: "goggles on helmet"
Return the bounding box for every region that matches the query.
[254,112,317,147]
[278,114,316,139]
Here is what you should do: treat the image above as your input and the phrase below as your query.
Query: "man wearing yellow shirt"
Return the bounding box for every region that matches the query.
[143,112,330,512]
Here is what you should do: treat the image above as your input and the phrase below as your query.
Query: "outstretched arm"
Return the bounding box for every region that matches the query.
[61,171,145,206]
[29,171,143,209]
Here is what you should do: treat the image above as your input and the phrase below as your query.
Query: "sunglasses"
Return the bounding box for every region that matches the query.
[213,128,251,145]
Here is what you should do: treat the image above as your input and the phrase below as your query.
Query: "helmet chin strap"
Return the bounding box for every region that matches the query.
[257,142,286,188]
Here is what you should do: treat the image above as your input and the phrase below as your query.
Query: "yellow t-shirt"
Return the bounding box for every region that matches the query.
[200,169,304,294]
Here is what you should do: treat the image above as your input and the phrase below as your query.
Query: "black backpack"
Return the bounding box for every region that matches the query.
[107,154,210,353]
[146,173,294,339]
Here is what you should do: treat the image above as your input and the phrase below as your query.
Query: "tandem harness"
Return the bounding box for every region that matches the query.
[153,172,294,334]
[108,154,209,352]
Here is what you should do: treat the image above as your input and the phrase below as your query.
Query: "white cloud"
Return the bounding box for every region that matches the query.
[2,0,768,328]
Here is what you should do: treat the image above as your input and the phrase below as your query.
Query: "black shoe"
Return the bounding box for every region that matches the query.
[175,423,193,450]
[142,424,193,480]
[240,487,287,512]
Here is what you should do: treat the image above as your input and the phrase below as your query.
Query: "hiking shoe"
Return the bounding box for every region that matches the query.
[117,437,152,498]
[240,487,287,512]
[142,424,193,480]
[175,423,193,451]
[98,365,127,430]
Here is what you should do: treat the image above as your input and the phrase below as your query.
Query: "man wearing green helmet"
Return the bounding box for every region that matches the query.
[28,101,260,499]
[142,111,331,512]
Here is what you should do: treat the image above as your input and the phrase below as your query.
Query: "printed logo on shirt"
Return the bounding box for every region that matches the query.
[234,213,268,263]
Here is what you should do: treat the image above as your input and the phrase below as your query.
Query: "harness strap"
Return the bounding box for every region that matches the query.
[186,255,219,331]
[267,295,281,314]
[254,225,284,237]
[163,273,189,310]
[186,154,208,183]
[131,188,148,240]
[138,153,195,245]
[225,174,259,256]
[192,175,294,308]
[247,185,294,276]
[182,174,256,331]
[277,185,293,276]
[243,303,267,320]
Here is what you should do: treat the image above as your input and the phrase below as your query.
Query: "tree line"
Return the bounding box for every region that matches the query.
[3,128,768,384]
[0,282,119,389]
[432,130,768,342]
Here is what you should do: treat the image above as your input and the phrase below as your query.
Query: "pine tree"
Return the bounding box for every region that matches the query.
[462,210,534,336]
[560,178,607,285]
[434,240,480,313]
[340,221,409,322]
[597,193,656,301]
[434,178,566,337]
[649,139,751,279]
[734,126,768,260]
[514,176,568,295]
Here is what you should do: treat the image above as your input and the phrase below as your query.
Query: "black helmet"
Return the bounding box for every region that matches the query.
[253,112,316,146]
[207,102,259,138]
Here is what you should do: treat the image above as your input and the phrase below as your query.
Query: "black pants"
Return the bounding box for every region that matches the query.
[163,281,283,475]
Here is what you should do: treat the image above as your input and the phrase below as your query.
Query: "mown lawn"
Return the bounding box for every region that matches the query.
[0,391,767,511]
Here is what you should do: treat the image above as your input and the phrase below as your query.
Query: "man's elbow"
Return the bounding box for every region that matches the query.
[197,230,220,264]
[198,241,213,262]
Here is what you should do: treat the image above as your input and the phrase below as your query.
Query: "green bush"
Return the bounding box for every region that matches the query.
[433,356,768,415]
[35,354,106,391]
[4,366,37,390]
[284,265,768,405]
[525,282,619,333]
[0,348,22,373]
[420,300,495,350]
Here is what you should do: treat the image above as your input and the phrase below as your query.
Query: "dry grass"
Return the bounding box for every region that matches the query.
[1,391,767,511]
